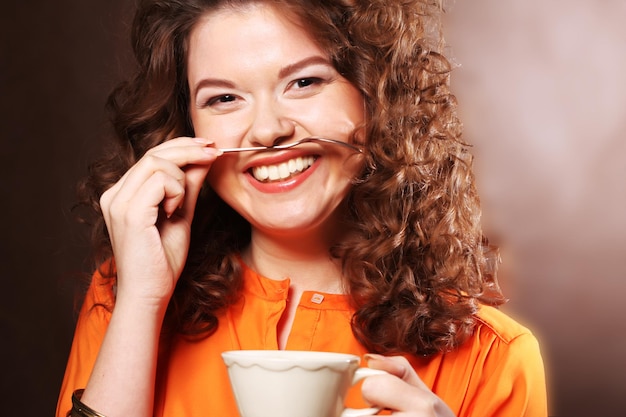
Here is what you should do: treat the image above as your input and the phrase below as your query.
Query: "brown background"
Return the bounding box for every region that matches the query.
[1,1,624,415]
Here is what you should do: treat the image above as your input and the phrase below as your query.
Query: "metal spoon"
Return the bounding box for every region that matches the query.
[219,136,363,154]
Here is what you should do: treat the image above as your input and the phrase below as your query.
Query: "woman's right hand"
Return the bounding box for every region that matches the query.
[99,136,222,310]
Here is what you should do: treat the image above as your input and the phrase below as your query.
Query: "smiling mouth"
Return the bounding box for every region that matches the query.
[250,155,316,183]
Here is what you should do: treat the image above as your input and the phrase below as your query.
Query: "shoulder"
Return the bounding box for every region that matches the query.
[474,304,536,345]
[467,304,544,374]
[430,305,548,415]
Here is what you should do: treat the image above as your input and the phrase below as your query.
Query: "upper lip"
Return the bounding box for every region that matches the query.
[241,147,319,172]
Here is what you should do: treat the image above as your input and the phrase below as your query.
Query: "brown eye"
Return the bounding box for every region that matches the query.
[294,77,322,88]
[208,94,237,106]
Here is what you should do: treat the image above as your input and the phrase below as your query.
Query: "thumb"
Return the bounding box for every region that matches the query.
[178,158,215,220]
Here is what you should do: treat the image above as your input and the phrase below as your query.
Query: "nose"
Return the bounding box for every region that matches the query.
[247,98,296,148]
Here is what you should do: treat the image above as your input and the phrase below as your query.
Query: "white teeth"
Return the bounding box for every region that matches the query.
[268,165,279,181]
[256,165,269,181]
[252,156,315,182]
[278,163,290,179]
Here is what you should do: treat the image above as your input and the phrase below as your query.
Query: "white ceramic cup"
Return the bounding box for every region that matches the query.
[221,350,386,417]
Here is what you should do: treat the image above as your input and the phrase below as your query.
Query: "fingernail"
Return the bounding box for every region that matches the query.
[193,137,208,144]
[202,146,222,156]
[363,353,385,361]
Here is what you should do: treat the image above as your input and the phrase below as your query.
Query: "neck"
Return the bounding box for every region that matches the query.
[242,222,347,294]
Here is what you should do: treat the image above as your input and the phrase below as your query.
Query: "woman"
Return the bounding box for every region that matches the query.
[57,0,547,416]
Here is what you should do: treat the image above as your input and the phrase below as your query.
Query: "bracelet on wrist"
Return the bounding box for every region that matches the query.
[71,389,108,417]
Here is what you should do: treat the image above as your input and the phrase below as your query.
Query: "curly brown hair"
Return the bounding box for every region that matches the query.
[78,0,505,356]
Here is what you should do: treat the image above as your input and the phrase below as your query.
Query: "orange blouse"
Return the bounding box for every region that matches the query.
[57,264,547,417]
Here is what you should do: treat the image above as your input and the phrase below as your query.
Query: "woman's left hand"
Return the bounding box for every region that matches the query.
[362,354,456,417]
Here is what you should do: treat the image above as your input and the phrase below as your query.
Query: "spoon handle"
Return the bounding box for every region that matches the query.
[219,137,362,154]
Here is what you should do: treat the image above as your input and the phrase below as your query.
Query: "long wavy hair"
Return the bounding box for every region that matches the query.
[78,0,505,356]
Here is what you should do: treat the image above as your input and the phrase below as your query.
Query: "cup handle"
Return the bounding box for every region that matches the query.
[340,367,388,417]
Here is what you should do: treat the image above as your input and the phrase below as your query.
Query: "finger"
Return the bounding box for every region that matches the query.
[361,373,432,414]
[102,159,186,224]
[110,170,187,230]
[364,354,428,389]
[109,143,220,210]
[174,164,211,220]
[362,354,432,412]
[145,136,221,165]
[362,355,455,416]
[151,137,222,215]
[124,142,218,191]
[159,173,187,218]
[107,137,220,203]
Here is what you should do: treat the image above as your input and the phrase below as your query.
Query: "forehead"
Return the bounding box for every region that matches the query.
[186,3,325,72]
[189,2,310,44]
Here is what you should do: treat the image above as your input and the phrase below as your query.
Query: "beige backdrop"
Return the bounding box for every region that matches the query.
[445,1,626,415]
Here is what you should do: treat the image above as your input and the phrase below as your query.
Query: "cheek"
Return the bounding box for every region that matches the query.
[316,85,364,136]
[190,113,248,148]
[338,153,366,183]
[342,87,366,132]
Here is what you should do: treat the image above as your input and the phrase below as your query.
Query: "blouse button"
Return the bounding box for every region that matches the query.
[310,293,325,304]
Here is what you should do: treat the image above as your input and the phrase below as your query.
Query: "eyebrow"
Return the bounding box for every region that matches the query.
[191,55,332,99]
[277,55,332,79]
[192,78,237,100]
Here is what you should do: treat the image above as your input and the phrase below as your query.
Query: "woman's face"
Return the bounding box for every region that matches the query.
[187,3,364,236]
